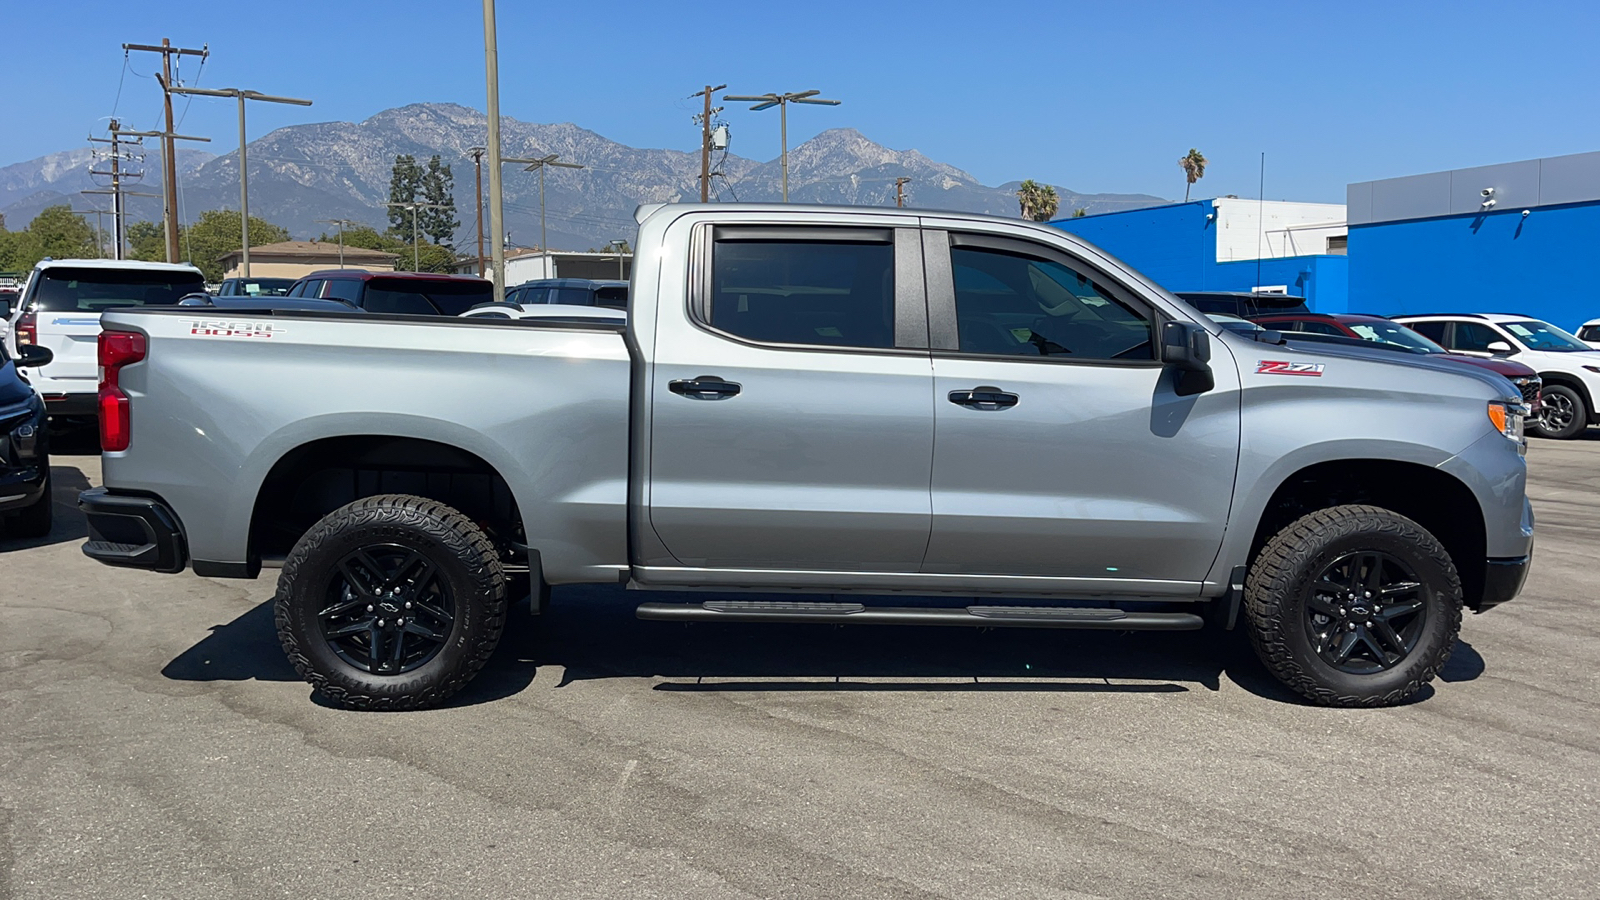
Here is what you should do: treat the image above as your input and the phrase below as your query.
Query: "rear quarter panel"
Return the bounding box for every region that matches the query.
[99,310,632,581]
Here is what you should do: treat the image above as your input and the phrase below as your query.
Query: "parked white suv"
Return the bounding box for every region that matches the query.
[1576,318,1600,350]
[1394,312,1600,439]
[3,259,205,417]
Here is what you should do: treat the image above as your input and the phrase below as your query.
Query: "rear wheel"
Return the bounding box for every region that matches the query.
[274,494,507,710]
[1244,505,1462,707]
[6,465,53,538]
[1531,384,1587,439]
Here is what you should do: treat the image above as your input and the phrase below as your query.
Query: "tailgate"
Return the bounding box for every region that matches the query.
[34,312,103,385]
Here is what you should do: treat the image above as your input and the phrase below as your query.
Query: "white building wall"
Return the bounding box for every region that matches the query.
[1213,198,1347,262]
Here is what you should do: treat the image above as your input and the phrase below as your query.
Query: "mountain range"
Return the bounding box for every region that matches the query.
[0,103,1168,252]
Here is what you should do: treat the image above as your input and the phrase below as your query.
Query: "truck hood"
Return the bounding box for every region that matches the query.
[1221,331,1521,398]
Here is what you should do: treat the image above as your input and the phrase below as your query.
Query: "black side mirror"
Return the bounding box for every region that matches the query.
[1162,320,1214,397]
[177,292,215,307]
[16,344,53,368]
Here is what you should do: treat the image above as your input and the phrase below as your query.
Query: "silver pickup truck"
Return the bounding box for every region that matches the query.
[79,203,1534,710]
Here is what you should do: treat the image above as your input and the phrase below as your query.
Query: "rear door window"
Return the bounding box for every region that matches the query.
[708,233,895,349]
[594,286,628,309]
[30,267,205,311]
[1407,320,1448,344]
[322,279,362,304]
[364,278,493,315]
[551,287,596,306]
[1452,321,1503,353]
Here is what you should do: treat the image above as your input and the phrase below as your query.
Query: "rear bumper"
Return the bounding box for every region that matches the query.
[1474,552,1531,613]
[40,392,97,416]
[78,487,187,573]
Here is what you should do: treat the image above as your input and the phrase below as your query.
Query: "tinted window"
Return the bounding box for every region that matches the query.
[550,287,595,306]
[1452,321,1502,353]
[710,239,894,349]
[1407,320,1447,343]
[322,279,362,304]
[1581,325,1600,342]
[520,287,550,304]
[1181,295,1243,316]
[594,286,628,309]
[950,246,1151,360]
[31,267,204,311]
[363,278,492,316]
[297,279,325,300]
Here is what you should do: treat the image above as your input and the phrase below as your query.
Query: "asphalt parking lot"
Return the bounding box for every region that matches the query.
[2,438,1597,900]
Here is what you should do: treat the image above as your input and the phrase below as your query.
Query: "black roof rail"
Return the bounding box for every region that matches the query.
[1390,312,1487,319]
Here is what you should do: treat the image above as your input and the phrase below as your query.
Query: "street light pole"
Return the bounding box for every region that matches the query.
[467,146,486,276]
[522,154,584,256]
[315,219,355,268]
[168,85,313,277]
[607,240,628,280]
[386,202,452,271]
[724,90,840,202]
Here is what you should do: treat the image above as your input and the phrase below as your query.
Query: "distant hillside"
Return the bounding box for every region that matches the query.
[0,103,1168,251]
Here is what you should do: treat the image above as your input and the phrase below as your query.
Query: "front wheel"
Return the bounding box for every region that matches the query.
[1244,505,1462,707]
[274,494,507,710]
[1530,384,1587,439]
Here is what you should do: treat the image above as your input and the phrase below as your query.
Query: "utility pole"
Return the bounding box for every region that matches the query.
[895,177,911,208]
[168,86,312,278]
[87,119,135,259]
[124,39,208,263]
[517,155,584,260]
[724,90,841,202]
[689,84,726,202]
[467,147,487,275]
[483,0,508,302]
[315,218,355,268]
[386,202,452,271]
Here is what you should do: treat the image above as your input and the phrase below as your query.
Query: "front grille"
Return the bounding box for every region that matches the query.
[1514,377,1542,408]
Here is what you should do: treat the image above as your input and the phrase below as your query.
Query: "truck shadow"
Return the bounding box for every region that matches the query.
[162,582,1487,709]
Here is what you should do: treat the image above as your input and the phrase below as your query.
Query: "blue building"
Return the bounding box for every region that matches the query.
[1051,197,1351,312]
[1347,151,1600,331]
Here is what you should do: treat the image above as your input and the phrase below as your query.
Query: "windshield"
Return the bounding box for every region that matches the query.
[1344,320,1443,354]
[1503,319,1590,352]
[229,278,294,297]
[31,267,205,312]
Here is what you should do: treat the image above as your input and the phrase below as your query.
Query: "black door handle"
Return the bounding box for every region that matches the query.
[669,376,742,400]
[948,386,1018,410]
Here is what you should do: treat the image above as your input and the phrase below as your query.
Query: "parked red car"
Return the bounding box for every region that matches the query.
[1251,312,1542,408]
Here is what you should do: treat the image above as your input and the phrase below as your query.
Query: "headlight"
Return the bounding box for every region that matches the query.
[1488,400,1528,445]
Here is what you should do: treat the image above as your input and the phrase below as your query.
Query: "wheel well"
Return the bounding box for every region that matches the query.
[1251,460,1486,609]
[250,436,524,564]
[1536,373,1593,421]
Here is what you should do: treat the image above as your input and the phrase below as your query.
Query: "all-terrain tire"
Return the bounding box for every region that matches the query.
[1244,504,1462,707]
[1530,383,1587,440]
[7,465,52,538]
[274,494,507,710]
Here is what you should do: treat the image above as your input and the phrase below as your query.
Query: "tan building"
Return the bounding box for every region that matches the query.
[218,241,399,280]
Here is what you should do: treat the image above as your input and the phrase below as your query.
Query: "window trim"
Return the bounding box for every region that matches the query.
[687,222,931,356]
[926,229,1163,367]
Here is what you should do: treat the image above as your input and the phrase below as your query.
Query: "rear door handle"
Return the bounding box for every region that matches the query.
[948,386,1018,410]
[669,376,741,400]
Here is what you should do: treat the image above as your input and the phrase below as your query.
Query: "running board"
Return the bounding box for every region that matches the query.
[635,600,1203,631]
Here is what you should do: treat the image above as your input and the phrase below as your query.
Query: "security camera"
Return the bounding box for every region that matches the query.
[1481,187,1495,197]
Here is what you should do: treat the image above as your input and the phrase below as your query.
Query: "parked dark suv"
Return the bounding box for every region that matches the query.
[286,270,492,315]
[0,339,53,537]
[507,278,627,309]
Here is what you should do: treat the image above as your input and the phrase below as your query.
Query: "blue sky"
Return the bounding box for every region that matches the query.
[5,0,1599,204]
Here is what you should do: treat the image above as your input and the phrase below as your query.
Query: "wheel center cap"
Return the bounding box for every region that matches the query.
[1350,605,1370,618]
[379,600,401,614]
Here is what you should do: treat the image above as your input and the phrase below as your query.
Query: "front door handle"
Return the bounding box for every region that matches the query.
[669,376,742,400]
[948,386,1018,411]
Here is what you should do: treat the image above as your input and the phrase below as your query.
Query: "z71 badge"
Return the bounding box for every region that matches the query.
[1256,360,1325,377]
[188,320,281,339]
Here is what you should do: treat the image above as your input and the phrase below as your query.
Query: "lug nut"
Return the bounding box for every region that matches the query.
[377,619,385,627]
[366,605,374,612]
[1347,623,1357,631]
[405,602,413,609]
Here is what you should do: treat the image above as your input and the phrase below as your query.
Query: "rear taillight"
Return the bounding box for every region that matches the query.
[15,312,36,345]
[98,331,147,452]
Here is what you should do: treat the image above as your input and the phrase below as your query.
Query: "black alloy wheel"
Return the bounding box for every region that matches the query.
[1304,551,1426,674]
[1533,385,1585,439]
[320,544,456,675]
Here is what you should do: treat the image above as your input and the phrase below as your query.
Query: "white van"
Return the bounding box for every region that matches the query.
[4,259,205,416]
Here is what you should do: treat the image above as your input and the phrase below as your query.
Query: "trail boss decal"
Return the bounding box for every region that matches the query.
[1256,360,1325,377]
[188,320,282,339]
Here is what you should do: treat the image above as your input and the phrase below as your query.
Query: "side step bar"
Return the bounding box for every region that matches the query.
[635,600,1203,631]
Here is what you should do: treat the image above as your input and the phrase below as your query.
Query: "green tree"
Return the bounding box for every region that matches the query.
[1072,208,1088,218]
[339,225,403,253]
[419,155,459,247]
[0,205,97,270]
[127,220,167,261]
[387,154,423,235]
[1179,148,1208,202]
[1016,180,1060,222]
[181,209,290,281]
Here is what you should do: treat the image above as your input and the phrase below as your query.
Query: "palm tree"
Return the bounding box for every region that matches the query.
[1179,148,1208,202]
[1016,180,1060,222]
